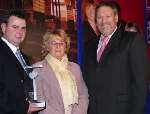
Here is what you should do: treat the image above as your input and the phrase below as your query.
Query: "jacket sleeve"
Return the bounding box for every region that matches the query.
[35,68,63,114]
[129,33,149,114]
[0,61,29,114]
[72,64,89,114]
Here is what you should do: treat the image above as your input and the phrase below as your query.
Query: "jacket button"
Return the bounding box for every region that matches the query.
[21,80,23,83]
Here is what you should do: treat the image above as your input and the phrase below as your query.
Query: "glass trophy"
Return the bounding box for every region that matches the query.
[25,65,46,108]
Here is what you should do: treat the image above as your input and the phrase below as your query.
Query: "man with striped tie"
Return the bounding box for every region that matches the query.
[0,10,42,114]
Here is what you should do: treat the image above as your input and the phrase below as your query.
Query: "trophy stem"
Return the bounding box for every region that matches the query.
[33,79,37,100]
[26,65,46,108]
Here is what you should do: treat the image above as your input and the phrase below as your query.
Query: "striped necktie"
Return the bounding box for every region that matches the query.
[97,36,109,62]
[15,49,27,70]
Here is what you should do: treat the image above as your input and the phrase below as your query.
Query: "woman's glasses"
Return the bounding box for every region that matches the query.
[50,41,66,47]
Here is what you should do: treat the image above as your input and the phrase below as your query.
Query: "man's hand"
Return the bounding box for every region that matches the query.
[27,102,44,114]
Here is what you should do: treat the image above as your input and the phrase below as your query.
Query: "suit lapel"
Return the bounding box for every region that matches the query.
[93,38,100,65]
[99,27,123,64]
[43,60,64,105]
[0,39,26,79]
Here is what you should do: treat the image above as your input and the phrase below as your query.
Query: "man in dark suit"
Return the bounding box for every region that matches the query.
[83,1,149,114]
[0,10,42,114]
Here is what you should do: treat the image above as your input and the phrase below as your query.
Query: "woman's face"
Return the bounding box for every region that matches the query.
[47,38,66,60]
[86,4,96,21]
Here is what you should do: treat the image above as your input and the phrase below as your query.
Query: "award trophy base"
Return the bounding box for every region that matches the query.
[31,100,46,108]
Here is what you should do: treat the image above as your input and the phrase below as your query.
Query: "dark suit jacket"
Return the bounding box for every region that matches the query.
[83,21,98,44]
[0,38,33,114]
[83,27,149,114]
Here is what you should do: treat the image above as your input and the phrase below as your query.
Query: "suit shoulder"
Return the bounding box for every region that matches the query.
[70,62,80,67]
[33,60,46,67]
[118,31,144,51]
[69,62,82,79]
[122,31,144,44]
[123,31,142,38]
[85,38,98,53]
[69,62,81,70]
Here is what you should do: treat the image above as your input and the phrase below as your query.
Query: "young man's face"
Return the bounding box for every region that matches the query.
[1,16,26,47]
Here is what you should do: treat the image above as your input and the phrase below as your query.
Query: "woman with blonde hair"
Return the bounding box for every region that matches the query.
[34,29,89,114]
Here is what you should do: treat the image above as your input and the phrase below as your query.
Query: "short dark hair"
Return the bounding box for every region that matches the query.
[2,9,26,23]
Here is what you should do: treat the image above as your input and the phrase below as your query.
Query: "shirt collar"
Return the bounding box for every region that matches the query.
[100,26,117,39]
[1,37,18,54]
[98,27,117,49]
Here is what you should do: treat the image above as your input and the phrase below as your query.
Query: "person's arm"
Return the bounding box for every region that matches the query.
[38,103,62,114]
[72,65,89,114]
[129,33,149,114]
[35,69,63,114]
[0,62,29,114]
[27,102,45,114]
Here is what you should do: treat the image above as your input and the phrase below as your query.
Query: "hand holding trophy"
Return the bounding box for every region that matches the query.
[25,65,46,108]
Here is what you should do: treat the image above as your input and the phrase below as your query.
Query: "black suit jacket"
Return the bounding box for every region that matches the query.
[83,21,98,44]
[0,38,33,114]
[83,27,149,114]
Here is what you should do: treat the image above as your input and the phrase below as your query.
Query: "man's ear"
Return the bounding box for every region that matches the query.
[1,23,6,34]
[115,15,119,23]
